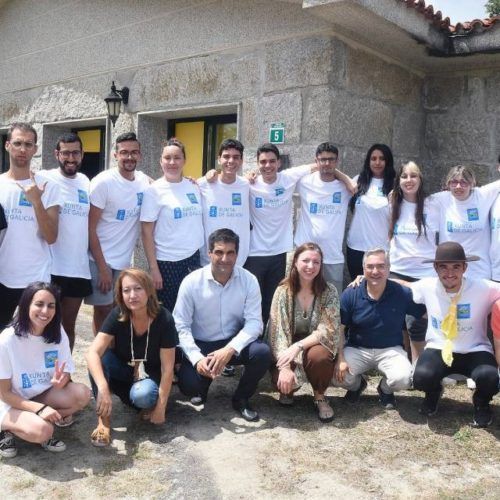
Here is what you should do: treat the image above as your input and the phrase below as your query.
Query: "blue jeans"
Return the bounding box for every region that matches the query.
[89,350,159,409]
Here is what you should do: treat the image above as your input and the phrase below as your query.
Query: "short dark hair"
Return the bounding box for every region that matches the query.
[162,137,186,159]
[115,132,140,151]
[257,143,280,160]
[7,122,37,144]
[218,139,244,157]
[315,142,339,157]
[56,132,83,151]
[208,228,239,254]
[10,282,62,344]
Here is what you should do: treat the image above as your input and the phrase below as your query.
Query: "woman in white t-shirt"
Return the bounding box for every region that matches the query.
[388,161,438,361]
[346,144,395,279]
[0,282,90,458]
[433,166,500,279]
[141,139,204,312]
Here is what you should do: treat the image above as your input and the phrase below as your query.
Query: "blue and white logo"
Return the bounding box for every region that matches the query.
[393,223,399,235]
[309,203,318,214]
[255,197,263,208]
[137,192,144,206]
[332,192,341,204]
[174,207,182,219]
[44,350,58,368]
[78,189,89,204]
[19,192,32,207]
[447,221,454,233]
[275,187,284,196]
[116,209,125,220]
[467,208,479,221]
[456,304,471,319]
[21,373,32,389]
[209,206,218,217]
[232,193,242,206]
[186,193,198,204]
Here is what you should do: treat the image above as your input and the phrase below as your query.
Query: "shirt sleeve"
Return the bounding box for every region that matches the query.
[157,308,179,349]
[139,185,160,222]
[0,336,13,380]
[89,174,109,210]
[227,273,263,354]
[403,288,426,318]
[282,164,311,186]
[37,175,63,210]
[100,307,121,337]
[478,179,500,207]
[339,288,353,326]
[409,279,426,305]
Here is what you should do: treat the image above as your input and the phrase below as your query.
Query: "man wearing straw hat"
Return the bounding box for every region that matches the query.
[411,241,500,427]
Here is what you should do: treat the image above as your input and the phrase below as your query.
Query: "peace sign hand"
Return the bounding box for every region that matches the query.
[16,170,47,206]
[51,360,69,389]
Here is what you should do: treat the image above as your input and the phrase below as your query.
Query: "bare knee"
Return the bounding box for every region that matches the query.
[29,421,53,444]
[70,383,92,410]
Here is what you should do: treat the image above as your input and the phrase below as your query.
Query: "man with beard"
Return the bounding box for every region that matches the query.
[0,122,62,329]
[38,133,91,351]
[85,132,150,335]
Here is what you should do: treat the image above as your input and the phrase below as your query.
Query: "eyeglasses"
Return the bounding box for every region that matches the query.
[58,150,82,159]
[9,140,36,150]
[317,157,338,164]
[118,150,140,158]
[449,179,470,188]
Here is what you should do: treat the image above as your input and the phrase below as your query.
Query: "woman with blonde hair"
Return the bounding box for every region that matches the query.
[86,268,178,447]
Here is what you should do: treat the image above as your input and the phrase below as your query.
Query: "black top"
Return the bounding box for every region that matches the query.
[101,306,178,382]
[0,204,7,231]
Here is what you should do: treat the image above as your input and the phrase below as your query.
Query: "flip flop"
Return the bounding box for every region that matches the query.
[90,426,111,447]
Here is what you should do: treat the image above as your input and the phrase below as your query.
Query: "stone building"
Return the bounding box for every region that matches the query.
[1,0,499,189]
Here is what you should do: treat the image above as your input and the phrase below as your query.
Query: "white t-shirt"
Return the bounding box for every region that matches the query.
[347,177,390,251]
[411,277,500,353]
[0,173,62,288]
[294,173,351,264]
[198,176,250,266]
[38,169,91,279]
[389,197,439,278]
[0,326,74,423]
[249,165,310,256]
[433,180,500,279]
[90,168,150,270]
[140,177,204,262]
[490,194,500,281]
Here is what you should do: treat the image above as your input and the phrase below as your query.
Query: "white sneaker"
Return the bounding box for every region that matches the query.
[466,378,476,390]
[0,431,17,458]
[41,438,66,453]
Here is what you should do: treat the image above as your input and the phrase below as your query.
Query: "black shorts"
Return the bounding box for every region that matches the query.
[51,275,93,299]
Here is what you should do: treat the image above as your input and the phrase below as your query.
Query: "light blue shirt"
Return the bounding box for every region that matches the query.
[174,265,263,365]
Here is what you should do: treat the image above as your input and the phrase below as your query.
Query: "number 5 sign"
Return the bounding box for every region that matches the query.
[269,122,285,144]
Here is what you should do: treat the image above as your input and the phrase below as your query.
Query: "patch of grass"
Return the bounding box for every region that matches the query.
[11,477,35,491]
[453,427,473,443]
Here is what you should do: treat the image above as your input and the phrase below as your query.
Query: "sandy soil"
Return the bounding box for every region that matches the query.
[1,305,499,499]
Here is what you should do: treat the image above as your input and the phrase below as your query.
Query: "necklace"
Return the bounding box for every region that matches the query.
[128,317,151,366]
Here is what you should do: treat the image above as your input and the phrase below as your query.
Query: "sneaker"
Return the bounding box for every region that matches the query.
[472,404,493,428]
[41,438,66,453]
[278,393,294,406]
[221,365,236,377]
[419,389,443,416]
[0,431,17,458]
[466,378,476,390]
[344,376,367,403]
[377,382,396,409]
[190,395,205,406]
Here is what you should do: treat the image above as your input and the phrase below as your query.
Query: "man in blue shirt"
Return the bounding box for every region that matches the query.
[334,247,425,408]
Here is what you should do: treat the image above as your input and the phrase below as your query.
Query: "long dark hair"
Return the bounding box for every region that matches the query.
[349,144,395,212]
[282,243,327,296]
[10,282,62,344]
[389,162,427,239]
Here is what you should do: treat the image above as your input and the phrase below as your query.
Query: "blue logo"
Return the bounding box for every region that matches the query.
[186,193,198,204]
[275,187,284,196]
[44,350,58,368]
[232,193,242,206]
[377,187,384,196]
[332,192,341,204]
[467,208,479,221]
[255,197,263,208]
[447,221,454,233]
[355,197,361,205]
[431,316,440,329]
[393,223,399,235]
[116,209,125,220]
[137,192,143,206]
[78,189,89,204]
[21,373,32,389]
[19,192,32,207]
[174,207,182,219]
[310,203,318,214]
[456,304,471,319]
[209,206,218,217]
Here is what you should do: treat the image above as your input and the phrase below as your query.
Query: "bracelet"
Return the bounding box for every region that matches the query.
[36,404,48,416]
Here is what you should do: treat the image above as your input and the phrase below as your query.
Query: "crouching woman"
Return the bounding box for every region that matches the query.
[0,282,90,458]
[86,268,177,447]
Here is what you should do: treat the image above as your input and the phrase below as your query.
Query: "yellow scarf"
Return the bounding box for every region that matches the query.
[440,283,463,367]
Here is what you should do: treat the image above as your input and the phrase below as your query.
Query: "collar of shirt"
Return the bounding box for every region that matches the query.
[202,264,241,287]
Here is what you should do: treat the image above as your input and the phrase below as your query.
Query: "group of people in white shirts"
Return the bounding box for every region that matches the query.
[0,121,499,457]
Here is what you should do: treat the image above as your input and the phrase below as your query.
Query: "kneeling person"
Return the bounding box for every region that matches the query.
[334,248,425,408]
[174,228,272,421]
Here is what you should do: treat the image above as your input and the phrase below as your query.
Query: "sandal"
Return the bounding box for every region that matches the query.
[278,393,294,406]
[314,398,334,423]
[55,415,75,428]
[90,426,111,447]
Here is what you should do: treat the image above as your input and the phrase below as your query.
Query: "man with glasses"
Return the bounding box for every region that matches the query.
[0,122,62,328]
[85,132,150,335]
[295,142,353,293]
[37,133,91,351]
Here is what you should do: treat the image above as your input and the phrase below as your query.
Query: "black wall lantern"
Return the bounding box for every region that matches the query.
[104,81,129,126]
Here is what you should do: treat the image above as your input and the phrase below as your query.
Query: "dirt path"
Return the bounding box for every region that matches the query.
[1,305,499,499]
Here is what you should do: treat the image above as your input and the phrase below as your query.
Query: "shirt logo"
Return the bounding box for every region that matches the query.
[467,208,479,221]
[255,197,263,208]
[116,209,126,220]
[393,223,399,235]
[19,192,32,207]
[456,304,471,319]
[174,207,182,219]
[21,373,32,389]
[209,206,218,217]
[377,187,384,196]
[332,192,341,204]
[446,221,454,233]
[431,316,441,329]
[78,189,89,204]
[137,192,144,206]
[232,193,242,206]
[309,203,318,214]
[275,187,284,196]
[44,350,58,368]
[186,193,198,204]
